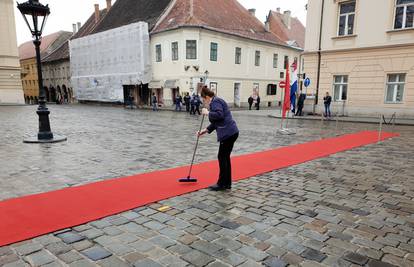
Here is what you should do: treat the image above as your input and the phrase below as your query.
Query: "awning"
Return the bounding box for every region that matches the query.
[164,79,178,89]
[149,80,162,88]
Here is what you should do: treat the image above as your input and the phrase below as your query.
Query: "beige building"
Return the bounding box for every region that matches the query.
[303,0,414,117]
[0,0,24,104]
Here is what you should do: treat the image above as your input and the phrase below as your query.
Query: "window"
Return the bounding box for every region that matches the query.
[267,84,277,95]
[273,54,278,68]
[186,40,197,59]
[255,51,260,66]
[155,44,162,62]
[171,42,178,61]
[280,72,284,79]
[284,56,289,69]
[333,75,348,101]
[210,42,218,61]
[386,74,405,103]
[395,0,414,29]
[338,1,356,36]
[235,47,241,64]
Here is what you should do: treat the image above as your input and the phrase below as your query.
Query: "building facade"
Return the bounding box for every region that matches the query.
[19,31,72,104]
[70,0,304,108]
[150,28,301,107]
[303,0,414,117]
[0,0,24,104]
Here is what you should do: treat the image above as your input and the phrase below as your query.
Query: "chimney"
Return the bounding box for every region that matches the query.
[77,22,81,32]
[94,4,100,23]
[72,23,77,34]
[276,7,281,13]
[283,10,291,29]
[106,0,112,10]
[248,8,256,17]
[265,21,270,32]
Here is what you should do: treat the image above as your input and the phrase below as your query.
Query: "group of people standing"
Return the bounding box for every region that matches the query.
[247,94,261,110]
[175,93,203,115]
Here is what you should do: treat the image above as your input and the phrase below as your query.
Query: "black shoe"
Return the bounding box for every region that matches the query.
[208,184,227,191]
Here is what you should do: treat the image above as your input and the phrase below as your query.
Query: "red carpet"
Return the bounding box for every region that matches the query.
[0,131,397,246]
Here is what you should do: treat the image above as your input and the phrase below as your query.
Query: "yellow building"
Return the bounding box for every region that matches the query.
[303,0,414,117]
[0,0,24,104]
[19,31,70,103]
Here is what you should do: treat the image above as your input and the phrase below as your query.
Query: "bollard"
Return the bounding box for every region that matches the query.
[335,114,339,136]
[378,114,383,143]
[392,112,396,133]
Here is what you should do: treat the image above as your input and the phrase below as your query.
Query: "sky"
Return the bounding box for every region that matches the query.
[14,0,308,45]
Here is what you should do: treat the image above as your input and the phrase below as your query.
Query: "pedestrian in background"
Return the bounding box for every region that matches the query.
[175,93,183,111]
[194,94,201,115]
[296,90,306,116]
[184,92,191,112]
[152,92,158,111]
[248,95,253,110]
[323,92,332,118]
[255,95,261,110]
[198,86,239,191]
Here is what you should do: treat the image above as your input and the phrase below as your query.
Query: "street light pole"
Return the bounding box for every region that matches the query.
[18,0,66,143]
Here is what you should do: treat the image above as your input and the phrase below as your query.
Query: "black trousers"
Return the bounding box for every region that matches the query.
[217,132,239,187]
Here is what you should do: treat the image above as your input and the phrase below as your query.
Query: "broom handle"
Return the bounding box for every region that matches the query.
[187,114,205,178]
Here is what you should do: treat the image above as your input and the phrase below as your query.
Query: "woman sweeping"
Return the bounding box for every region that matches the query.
[198,87,239,191]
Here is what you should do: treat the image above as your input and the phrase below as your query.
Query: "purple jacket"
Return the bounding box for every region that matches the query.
[207,97,239,142]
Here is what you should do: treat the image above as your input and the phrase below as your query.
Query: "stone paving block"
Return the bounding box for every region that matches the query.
[130,240,155,253]
[366,259,398,267]
[106,242,135,256]
[133,258,163,267]
[0,247,13,257]
[121,211,140,220]
[326,238,360,252]
[81,246,112,261]
[213,237,243,251]
[159,254,189,267]
[43,261,66,267]
[167,243,192,255]
[34,235,61,246]
[57,250,83,264]
[191,240,223,256]
[381,254,404,266]
[263,257,288,267]
[281,252,304,265]
[72,239,94,251]
[14,242,43,256]
[149,235,176,249]
[198,230,220,242]
[399,243,414,253]
[122,251,147,264]
[301,248,327,262]
[212,249,247,266]
[206,261,230,267]
[108,216,130,226]
[237,245,268,261]
[357,247,383,260]
[45,242,72,255]
[328,231,353,241]
[90,220,111,229]
[181,250,215,267]
[68,259,97,267]
[0,254,20,266]
[285,240,307,255]
[73,224,92,232]
[301,230,329,242]
[102,226,123,236]
[56,232,85,244]
[322,256,352,267]
[25,250,56,266]
[79,228,104,239]
[3,259,30,267]
[342,251,369,265]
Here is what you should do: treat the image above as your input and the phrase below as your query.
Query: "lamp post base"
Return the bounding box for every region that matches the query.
[24,134,67,144]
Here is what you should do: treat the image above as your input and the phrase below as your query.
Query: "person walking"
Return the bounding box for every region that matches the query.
[323,92,332,118]
[175,93,183,111]
[184,92,191,112]
[255,95,261,110]
[296,90,306,116]
[152,92,158,111]
[194,94,201,115]
[198,87,239,191]
[248,95,253,110]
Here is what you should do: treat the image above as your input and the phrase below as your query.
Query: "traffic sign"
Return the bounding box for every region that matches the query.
[279,81,286,88]
[304,77,311,87]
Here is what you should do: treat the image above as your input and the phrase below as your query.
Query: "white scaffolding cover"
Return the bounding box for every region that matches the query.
[69,22,151,102]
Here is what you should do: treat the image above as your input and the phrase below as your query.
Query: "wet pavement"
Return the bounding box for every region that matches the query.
[0,104,413,267]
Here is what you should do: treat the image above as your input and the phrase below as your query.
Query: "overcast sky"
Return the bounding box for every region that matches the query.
[14,0,308,45]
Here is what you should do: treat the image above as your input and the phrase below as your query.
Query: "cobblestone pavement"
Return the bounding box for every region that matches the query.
[0,105,413,267]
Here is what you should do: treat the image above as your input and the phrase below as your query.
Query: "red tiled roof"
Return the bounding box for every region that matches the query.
[267,11,305,49]
[18,32,62,60]
[152,0,287,46]
[72,9,108,39]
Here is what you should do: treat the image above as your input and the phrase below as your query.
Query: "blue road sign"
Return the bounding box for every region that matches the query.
[304,77,311,87]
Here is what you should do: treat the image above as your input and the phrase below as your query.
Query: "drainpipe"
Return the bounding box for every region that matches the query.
[314,0,325,114]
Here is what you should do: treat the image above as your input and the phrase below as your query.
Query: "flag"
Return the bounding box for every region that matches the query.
[282,61,290,118]
[290,61,298,112]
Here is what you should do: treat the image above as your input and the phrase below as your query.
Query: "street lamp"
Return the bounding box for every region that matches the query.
[18,0,66,143]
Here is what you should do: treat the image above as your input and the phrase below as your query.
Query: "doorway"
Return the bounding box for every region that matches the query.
[234,83,241,107]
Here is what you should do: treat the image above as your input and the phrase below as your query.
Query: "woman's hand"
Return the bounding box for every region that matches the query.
[197,128,208,137]
[201,108,209,115]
